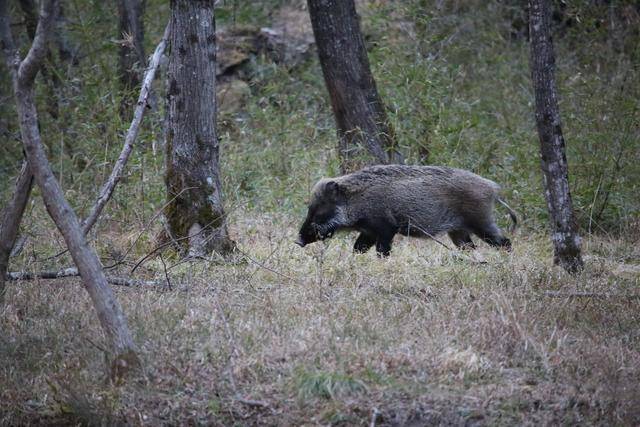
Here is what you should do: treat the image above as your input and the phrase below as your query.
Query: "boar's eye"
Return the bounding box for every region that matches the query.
[313,207,335,224]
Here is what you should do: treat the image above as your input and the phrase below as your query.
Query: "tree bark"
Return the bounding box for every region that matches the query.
[54,3,76,63]
[2,0,139,379]
[118,0,146,113]
[307,0,403,172]
[164,0,234,257]
[529,0,583,273]
[0,0,33,305]
[0,163,33,304]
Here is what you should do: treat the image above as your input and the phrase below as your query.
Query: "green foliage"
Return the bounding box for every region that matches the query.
[294,368,367,401]
[0,0,638,240]
[362,0,640,231]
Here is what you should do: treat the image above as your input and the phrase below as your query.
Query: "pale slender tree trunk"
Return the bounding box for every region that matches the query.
[0,163,33,304]
[82,23,170,235]
[529,0,583,273]
[1,0,139,379]
[164,0,234,257]
[0,0,34,304]
[307,0,403,172]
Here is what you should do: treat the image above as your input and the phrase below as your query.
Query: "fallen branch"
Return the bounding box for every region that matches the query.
[235,395,271,409]
[543,291,640,299]
[81,22,171,234]
[7,268,162,288]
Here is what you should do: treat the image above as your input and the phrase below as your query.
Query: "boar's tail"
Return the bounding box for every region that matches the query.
[497,198,518,232]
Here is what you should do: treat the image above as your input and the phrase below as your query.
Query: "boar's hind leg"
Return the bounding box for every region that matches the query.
[472,222,512,251]
[354,233,376,253]
[448,230,476,250]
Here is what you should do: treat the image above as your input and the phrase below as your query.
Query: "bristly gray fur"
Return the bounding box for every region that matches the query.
[302,165,517,251]
[335,165,504,233]
[300,165,517,254]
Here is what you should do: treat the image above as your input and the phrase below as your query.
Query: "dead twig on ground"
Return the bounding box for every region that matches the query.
[543,290,640,299]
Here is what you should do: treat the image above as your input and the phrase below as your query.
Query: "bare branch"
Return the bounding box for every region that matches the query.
[82,22,171,234]
[0,0,19,81]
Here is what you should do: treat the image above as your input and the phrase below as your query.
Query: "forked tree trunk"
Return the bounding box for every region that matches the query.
[165,0,234,257]
[529,0,583,273]
[307,0,403,172]
[118,0,145,113]
[1,0,139,379]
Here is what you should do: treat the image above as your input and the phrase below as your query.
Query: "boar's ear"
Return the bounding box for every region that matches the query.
[325,180,343,197]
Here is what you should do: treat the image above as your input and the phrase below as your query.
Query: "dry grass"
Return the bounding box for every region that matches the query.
[1,213,640,425]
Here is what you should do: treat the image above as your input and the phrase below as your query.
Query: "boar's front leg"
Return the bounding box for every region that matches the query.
[375,222,397,258]
[354,233,376,253]
[355,217,397,257]
[471,222,512,252]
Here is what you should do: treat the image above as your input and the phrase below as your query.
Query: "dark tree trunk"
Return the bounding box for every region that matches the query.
[529,0,583,273]
[165,0,234,257]
[118,0,145,112]
[54,3,76,63]
[18,0,80,165]
[307,0,403,172]
[1,0,140,379]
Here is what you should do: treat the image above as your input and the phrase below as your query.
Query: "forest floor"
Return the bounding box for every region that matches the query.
[1,214,639,425]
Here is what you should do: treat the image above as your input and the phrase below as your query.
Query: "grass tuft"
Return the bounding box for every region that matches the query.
[294,369,368,401]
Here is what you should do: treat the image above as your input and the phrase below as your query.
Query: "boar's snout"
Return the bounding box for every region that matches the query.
[296,218,318,248]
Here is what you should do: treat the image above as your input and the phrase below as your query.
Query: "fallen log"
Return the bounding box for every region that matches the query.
[7,268,162,288]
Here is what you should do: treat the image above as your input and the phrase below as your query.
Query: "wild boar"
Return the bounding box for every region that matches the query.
[295,165,517,256]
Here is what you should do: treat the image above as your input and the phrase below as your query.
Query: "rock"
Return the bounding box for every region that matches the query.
[257,6,315,68]
[216,7,315,75]
[216,26,259,78]
[217,79,251,114]
[213,6,316,113]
